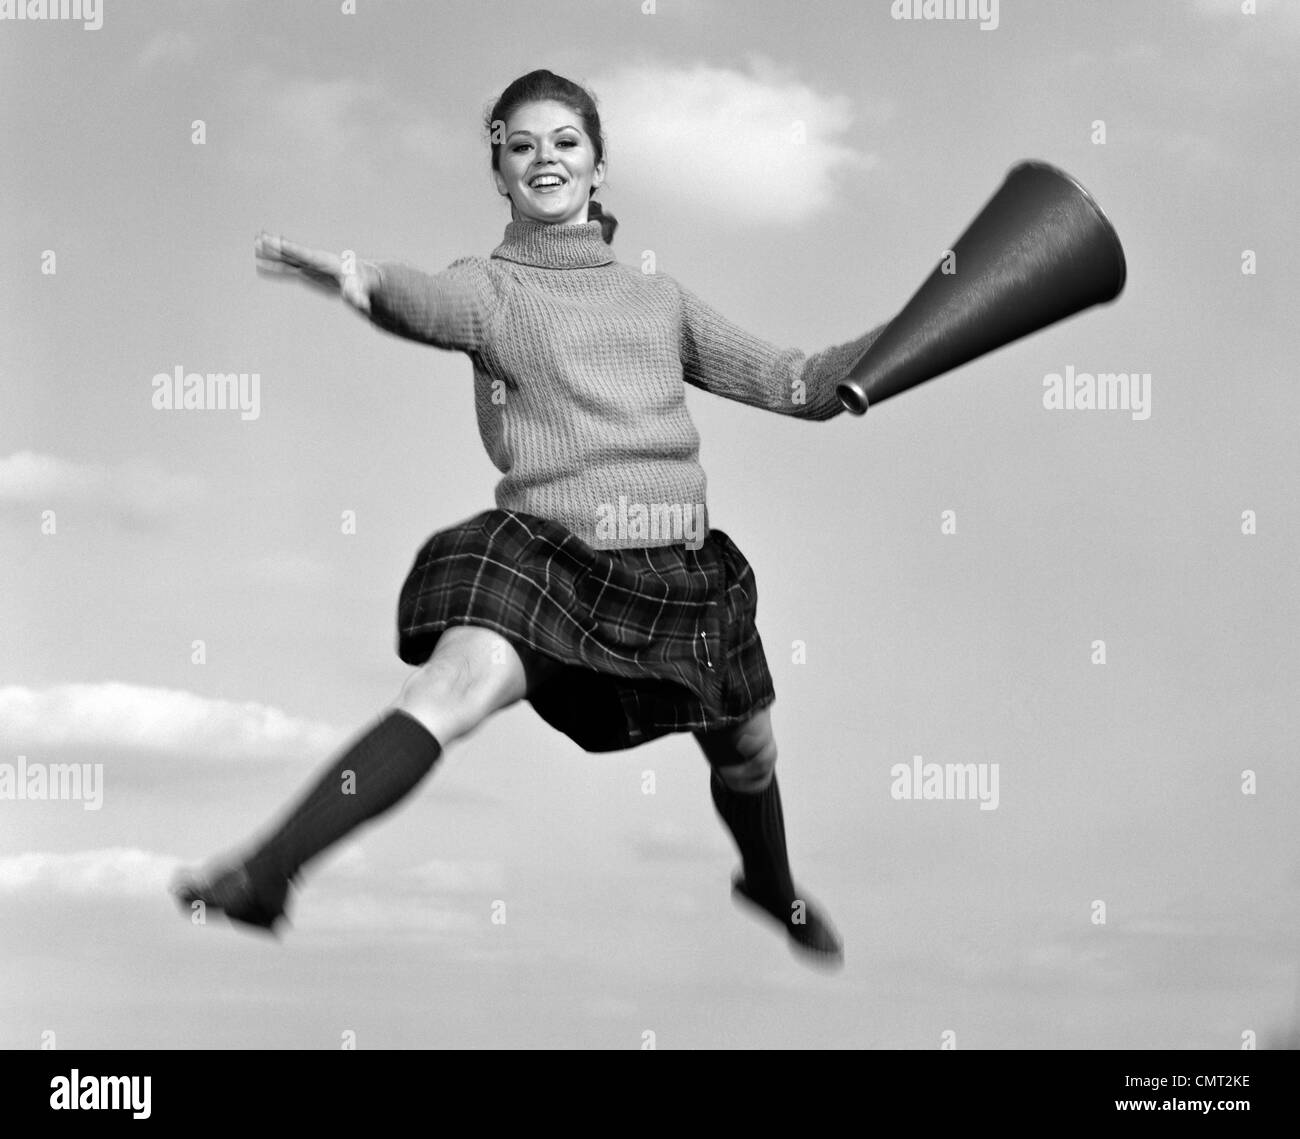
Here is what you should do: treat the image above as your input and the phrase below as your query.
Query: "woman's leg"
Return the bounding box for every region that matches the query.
[393,624,556,744]
[696,707,843,964]
[175,625,558,931]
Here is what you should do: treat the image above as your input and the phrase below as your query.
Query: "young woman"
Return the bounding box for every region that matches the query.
[174,69,889,970]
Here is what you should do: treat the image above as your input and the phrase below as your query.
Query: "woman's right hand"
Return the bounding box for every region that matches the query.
[254,231,379,316]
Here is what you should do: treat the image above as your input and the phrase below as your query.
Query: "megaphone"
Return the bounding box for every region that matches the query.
[837,161,1126,415]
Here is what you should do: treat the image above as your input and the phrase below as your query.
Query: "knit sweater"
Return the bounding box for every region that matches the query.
[368,216,887,549]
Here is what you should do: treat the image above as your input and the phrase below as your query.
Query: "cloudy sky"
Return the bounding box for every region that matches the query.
[2,0,1297,1050]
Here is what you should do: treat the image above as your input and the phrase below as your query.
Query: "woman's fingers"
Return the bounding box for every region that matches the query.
[254,232,340,276]
[254,254,337,295]
[254,252,298,277]
[255,232,314,268]
[254,232,343,291]
[278,237,335,273]
[254,231,289,264]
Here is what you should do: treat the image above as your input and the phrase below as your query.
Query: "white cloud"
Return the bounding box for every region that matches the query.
[0,848,179,898]
[225,56,889,216]
[587,55,888,225]
[0,451,204,529]
[0,844,493,924]
[267,858,512,937]
[135,30,197,71]
[0,682,346,760]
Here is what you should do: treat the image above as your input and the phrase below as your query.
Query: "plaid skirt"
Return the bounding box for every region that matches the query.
[396,509,776,752]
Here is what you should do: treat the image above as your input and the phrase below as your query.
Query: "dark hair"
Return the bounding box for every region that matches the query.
[485,69,618,245]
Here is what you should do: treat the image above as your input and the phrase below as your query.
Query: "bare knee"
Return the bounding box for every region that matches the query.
[396,625,529,745]
[714,740,777,792]
[704,709,778,792]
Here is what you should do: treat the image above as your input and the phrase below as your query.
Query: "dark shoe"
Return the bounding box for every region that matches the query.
[731,871,844,969]
[172,860,292,937]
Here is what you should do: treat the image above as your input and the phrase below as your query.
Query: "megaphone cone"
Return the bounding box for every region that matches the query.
[837,161,1126,415]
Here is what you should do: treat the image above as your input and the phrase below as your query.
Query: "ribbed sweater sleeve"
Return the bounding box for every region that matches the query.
[367,256,497,352]
[675,279,889,421]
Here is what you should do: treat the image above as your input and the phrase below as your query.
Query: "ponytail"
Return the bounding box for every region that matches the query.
[587,198,618,245]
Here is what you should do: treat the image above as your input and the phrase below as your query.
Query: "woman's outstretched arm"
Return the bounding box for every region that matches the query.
[675,279,890,421]
[253,232,494,353]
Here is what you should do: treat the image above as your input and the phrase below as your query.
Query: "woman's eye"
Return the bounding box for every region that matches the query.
[512,139,577,152]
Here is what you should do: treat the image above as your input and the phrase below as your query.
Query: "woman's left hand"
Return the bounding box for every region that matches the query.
[254,232,341,290]
[254,231,379,315]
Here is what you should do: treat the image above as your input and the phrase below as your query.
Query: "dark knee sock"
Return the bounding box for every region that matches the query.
[709,767,796,903]
[244,709,443,884]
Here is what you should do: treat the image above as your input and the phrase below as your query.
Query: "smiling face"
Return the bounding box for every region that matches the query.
[493,99,605,226]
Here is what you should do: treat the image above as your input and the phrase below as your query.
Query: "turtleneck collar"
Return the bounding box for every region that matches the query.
[491,217,614,269]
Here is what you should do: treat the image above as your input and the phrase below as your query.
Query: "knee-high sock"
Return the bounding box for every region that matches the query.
[244,709,443,883]
[709,767,796,903]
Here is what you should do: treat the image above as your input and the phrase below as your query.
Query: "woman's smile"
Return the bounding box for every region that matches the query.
[528,176,567,194]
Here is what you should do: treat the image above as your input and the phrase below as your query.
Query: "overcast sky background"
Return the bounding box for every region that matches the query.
[2,0,1297,1050]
